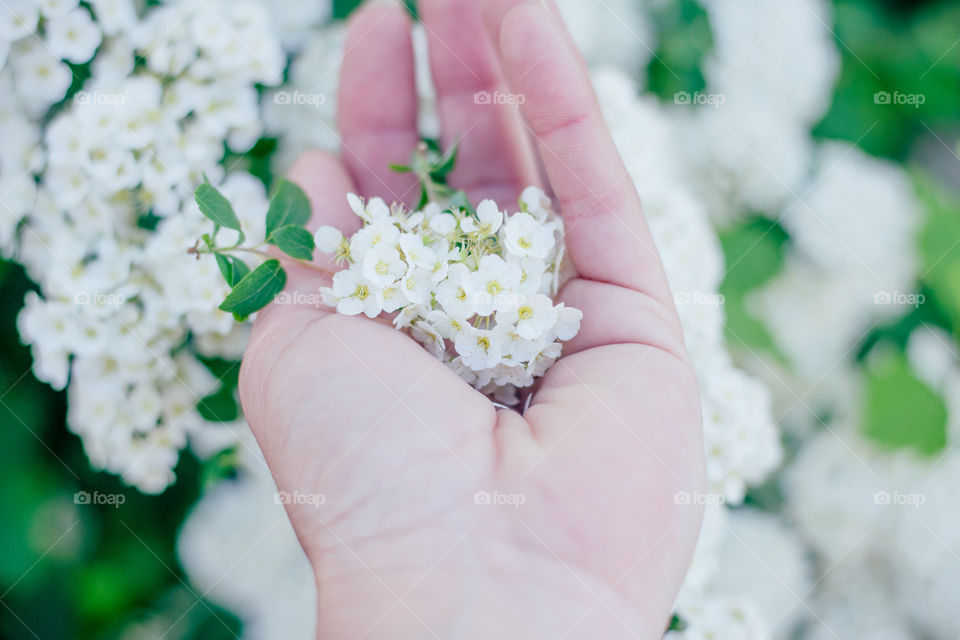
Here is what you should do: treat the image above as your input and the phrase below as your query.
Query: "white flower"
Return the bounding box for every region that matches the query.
[500,326,545,363]
[454,326,503,370]
[347,193,390,221]
[422,247,454,284]
[38,0,79,20]
[428,210,457,236]
[361,245,406,288]
[326,270,382,318]
[460,199,503,235]
[553,305,583,341]
[350,217,399,263]
[526,342,562,377]
[399,232,435,269]
[519,186,551,220]
[12,44,72,107]
[497,294,558,341]
[88,0,136,36]
[503,212,555,259]
[314,225,347,256]
[513,256,548,295]
[426,309,466,341]
[399,266,433,305]
[435,263,473,319]
[46,8,102,63]
[411,320,446,360]
[464,255,522,316]
[0,0,39,41]
[379,284,406,313]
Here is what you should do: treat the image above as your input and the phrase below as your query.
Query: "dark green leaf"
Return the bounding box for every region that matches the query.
[195,183,241,231]
[268,225,315,261]
[197,386,239,423]
[417,182,429,210]
[429,139,459,181]
[265,179,311,237]
[332,0,365,19]
[214,254,251,287]
[218,259,286,320]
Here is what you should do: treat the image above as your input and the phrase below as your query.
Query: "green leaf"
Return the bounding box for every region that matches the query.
[717,217,789,360]
[218,259,286,320]
[416,182,429,210]
[214,254,251,287]
[268,225,315,261]
[265,179,311,237]
[389,163,413,173]
[195,183,242,231]
[197,386,240,423]
[430,139,459,181]
[916,171,960,333]
[718,218,789,293]
[333,0,366,19]
[863,351,947,455]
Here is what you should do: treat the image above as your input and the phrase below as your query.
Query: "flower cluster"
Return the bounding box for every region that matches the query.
[317,187,582,398]
[10,0,290,492]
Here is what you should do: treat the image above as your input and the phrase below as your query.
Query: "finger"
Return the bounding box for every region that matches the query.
[418,0,539,206]
[494,3,672,305]
[338,3,420,207]
[481,0,584,73]
[289,150,361,236]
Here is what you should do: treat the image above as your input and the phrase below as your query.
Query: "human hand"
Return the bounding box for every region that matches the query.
[239,1,704,638]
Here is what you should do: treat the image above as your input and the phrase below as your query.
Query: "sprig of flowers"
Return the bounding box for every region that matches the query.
[193,141,582,398]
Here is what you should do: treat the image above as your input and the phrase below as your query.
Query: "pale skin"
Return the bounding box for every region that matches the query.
[238,1,705,638]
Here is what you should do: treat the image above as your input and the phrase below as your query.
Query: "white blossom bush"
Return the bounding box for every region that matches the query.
[7,0,287,492]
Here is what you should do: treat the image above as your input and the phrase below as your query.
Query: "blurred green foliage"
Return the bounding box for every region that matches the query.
[0,262,240,639]
[815,0,960,159]
[712,0,960,457]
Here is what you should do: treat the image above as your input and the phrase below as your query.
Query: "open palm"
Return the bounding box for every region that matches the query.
[239,1,705,638]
